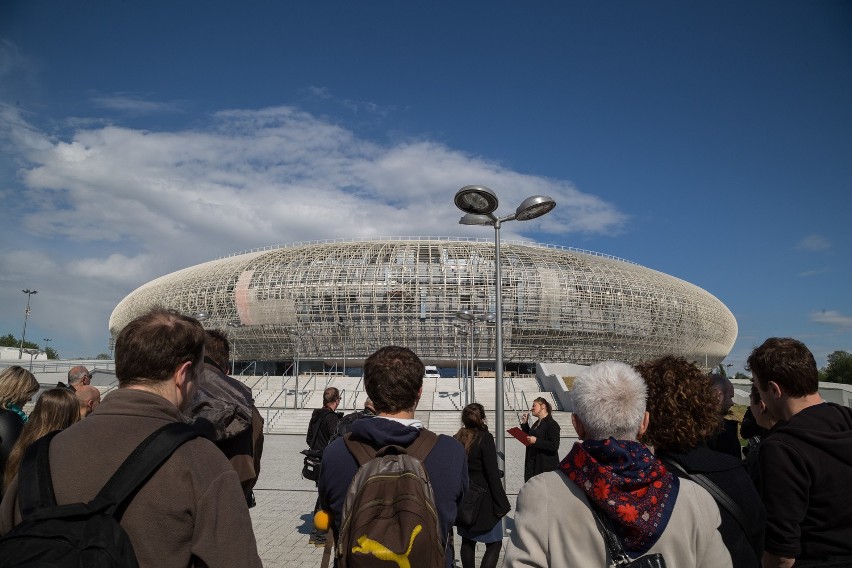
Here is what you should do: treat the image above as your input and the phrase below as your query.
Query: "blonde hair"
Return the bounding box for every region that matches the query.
[4,388,80,489]
[0,366,39,409]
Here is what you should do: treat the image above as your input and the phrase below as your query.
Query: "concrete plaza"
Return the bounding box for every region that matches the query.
[249,431,576,567]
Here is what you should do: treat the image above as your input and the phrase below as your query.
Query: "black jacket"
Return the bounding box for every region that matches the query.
[659,445,765,568]
[461,430,511,534]
[706,418,742,460]
[521,415,560,482]
[0,409,24,484]
[307,407,341,453]
[759,402,852,560]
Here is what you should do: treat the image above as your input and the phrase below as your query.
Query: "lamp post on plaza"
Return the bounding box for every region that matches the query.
[227,322,243,375]
[456,310,494,405]
[19,289,38,359]
[456,310,476,403]
[285,328,301,408]
[454,325,468,401]
[454,185,556,490]
[22,348,40,372]
[43,338,52,354]
[338,323,349,377]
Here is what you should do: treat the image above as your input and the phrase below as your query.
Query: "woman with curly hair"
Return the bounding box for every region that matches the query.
[0,366,40,496]
[3,387,80,490]
[453,403,510,568]
[636,356,765,568]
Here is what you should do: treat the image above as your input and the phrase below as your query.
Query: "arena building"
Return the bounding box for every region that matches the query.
[109,237,737,374]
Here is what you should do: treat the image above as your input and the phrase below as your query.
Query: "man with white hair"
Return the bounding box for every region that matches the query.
[58,366,91,391]
[505,361,731,567]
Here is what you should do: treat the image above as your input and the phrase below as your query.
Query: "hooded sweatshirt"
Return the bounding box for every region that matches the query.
[759,402,852,559]
[318,416,467,567]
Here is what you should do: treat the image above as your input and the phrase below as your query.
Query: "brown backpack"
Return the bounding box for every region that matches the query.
[337,430,444,568]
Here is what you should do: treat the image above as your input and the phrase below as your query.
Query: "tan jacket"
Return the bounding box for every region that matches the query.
[0,388,262,568]
[504,469,732,568]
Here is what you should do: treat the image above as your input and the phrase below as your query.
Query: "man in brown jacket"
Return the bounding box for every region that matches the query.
[0,309,262,568]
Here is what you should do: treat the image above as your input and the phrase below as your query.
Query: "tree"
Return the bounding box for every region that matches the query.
[733,372,751,382]
[715,364,728,377]
[0,333,40,351]
[821,351,852,385]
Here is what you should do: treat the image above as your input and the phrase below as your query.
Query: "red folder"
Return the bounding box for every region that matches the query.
[507,426,532,446]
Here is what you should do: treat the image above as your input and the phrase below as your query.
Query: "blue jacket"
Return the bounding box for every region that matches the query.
[318,417,467,566]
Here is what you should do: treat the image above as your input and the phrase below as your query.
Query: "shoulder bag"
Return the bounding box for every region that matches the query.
[662,458,756,552]
[588,502,667,568]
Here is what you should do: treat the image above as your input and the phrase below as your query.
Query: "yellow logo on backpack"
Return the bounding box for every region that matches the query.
[351,525,421,568]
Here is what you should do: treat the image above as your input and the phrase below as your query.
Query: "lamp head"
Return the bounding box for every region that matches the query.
[459,213,494,226]
[515,195,556,221]
[455,185,498,215]
[456,309,475,322]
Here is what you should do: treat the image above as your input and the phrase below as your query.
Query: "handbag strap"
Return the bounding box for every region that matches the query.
[663,458,756,552]
[588,501,633,566]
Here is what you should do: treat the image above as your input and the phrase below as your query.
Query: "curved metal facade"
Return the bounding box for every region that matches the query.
[109,237,737,368]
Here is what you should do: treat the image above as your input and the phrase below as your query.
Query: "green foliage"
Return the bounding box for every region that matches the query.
[95,353,111,360]
[0,333,40,351]
[733,372,751,382]
[821,351,852,385]
[45,347,59,359]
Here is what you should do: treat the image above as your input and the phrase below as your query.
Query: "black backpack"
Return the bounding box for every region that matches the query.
[0,422,199,568]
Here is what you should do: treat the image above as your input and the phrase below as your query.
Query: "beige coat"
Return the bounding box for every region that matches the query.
[0,388,262,568]
[504,469,732,568]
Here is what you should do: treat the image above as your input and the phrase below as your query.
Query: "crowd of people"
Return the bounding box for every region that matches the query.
[1,309,850,568]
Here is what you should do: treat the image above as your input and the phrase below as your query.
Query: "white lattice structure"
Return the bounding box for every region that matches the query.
[109,237,737,367]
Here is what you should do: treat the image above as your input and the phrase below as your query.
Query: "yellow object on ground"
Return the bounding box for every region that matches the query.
[313,510,330,531]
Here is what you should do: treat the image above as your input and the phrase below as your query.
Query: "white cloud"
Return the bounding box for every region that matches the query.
[811,310,852,328]
[798,267,830,277]
[795,234,831,252]
[0,103,628,356]
[91,94,183,114]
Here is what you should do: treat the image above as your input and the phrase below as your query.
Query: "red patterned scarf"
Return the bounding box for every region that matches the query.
[560,438,678,554]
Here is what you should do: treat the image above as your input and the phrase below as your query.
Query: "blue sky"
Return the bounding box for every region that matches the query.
[1,1,850,372]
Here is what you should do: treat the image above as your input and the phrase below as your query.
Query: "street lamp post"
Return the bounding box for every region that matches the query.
[456,310,493,405]
[227,322,243,375]
[286,328,301,408]
[338,323,348,377]
[19,289,38,359]
[43,338,52,354]
[456,310,476,403]
[454,185,556,491]
[454,325,468,400]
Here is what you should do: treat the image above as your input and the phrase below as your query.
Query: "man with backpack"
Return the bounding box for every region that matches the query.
[307,387,343,546]
[319,346,467,567]
[0,309,262,568]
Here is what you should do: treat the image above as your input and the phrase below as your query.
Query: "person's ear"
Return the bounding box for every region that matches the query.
[572,414,587,440]
[637,411,650,439]
[767,381,783,399]
[174,360,193,390]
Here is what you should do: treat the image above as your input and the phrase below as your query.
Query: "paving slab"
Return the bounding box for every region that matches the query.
[250,432,577,567]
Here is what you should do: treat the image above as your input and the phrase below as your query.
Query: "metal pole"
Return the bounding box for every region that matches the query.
[19,290,37,359]
[494,221,506,489]
[469,323,475,404]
